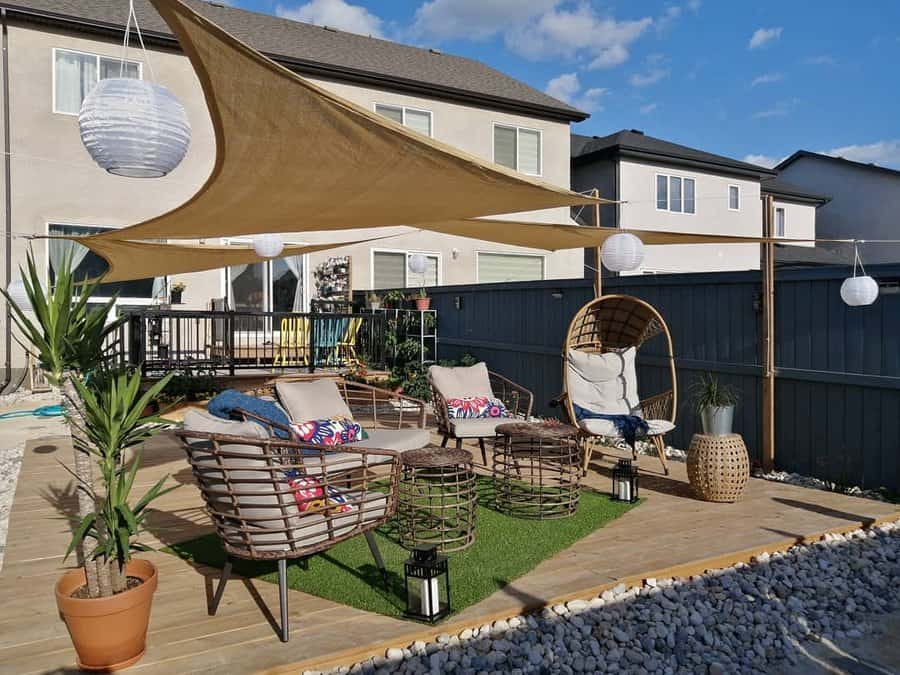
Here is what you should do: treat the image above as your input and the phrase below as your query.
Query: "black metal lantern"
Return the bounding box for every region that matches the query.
[612,458,639,502]
[403,545,450,622]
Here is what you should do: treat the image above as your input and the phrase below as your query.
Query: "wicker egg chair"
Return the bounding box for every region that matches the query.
[560,294,677,475]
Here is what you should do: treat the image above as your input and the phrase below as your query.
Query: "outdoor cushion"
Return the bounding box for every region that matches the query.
[276,379,353,422]
[300,449,394,476]
[289,417,368,446]
[429,362,493,400]
[353,428,431,452]
[450,417,508,438]
[578,418,675,438]
[207,389,291,439]
[446,396,509,419]
[567,347,641,416]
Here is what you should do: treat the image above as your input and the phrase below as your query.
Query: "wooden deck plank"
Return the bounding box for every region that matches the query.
[1,431,897,675]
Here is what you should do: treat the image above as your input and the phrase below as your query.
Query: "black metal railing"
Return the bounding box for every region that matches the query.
[113,309,398,376]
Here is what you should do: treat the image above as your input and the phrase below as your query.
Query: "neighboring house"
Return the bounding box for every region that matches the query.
[571,130,826,274]
[0,0,586,328]
[775,151,899,265]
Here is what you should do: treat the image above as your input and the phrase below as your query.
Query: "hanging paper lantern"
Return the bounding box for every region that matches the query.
[253,233,284,258]
[408,253,428,274]
[79,78,191,178]
[6,279,31,312]
[840,275,878,306]
[601,233,645,272]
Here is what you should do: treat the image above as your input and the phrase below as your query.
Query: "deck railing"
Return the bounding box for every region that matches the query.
[111,307,435,376]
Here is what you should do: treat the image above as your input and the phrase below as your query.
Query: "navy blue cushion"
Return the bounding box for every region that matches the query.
[207,389,291,439]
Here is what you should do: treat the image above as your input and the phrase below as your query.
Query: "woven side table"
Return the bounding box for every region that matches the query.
[493,422,582,519]
[687,433,750,502]
[399,446,477,553]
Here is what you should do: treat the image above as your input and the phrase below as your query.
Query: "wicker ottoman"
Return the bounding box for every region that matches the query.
[687,433,750,502]
[399,446,477,553]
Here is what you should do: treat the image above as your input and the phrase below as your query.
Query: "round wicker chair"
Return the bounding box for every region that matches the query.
[560,294,677,475]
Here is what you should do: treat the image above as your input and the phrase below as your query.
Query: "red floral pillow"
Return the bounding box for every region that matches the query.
[446,396,509,419]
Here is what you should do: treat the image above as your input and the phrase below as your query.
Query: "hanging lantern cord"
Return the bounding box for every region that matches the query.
[851,242,868,279]
[120,0,156,81]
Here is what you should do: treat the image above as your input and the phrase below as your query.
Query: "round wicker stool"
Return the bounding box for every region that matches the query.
[399,446,477,553]
[687,433,750,502]
[493,422,582,519]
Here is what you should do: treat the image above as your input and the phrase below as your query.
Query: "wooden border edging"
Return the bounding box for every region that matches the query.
[257,511,900,675]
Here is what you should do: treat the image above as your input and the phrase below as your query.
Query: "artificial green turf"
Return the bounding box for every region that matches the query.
[165,478,637,621]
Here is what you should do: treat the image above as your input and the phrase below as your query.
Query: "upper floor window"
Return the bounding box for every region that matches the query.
[656,173,695,214]
[493,124,541,175]
[53,48,141,115]
[374,104,432,137]
[775,207,785,237]
[477,251,545,283]
[728,185,740,211]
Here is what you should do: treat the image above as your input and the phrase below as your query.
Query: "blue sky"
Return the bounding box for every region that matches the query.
[230,0,900,169]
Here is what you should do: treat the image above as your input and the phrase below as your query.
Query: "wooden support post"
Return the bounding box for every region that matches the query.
[761,194,776,471]
[593,188,602,298]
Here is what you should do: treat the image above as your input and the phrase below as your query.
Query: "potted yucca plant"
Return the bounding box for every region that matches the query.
[689,372,739,436]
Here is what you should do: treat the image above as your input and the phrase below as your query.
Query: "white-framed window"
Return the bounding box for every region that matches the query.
[374,103,433,137]
[47,223,163,305]
[775,207,785,237]
[476,252,545,283]
[371,249,440,289]
[53,48,141,115]
[656,173,696,214]
[225,239,306,312]
[493,124,541,175]
[728,185,741,211]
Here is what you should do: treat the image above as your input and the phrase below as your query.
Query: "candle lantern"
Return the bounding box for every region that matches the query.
[612,458,639,503]
[403,545,450,622]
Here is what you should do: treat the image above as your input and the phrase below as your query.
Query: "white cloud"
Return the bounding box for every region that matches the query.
[743,153,781,168]
[410,0,556,41]
[544,72,607,112]
[504,4,653,69]
[640,102,658,114]
[751,72,784,87]
[655,5,682,33]
[752,98,798,119]
[824,139,900,168]
[276,0,384,37]
[804,54,835,65]
[748,26,782,49]
[687,0,702,12]
[629,64,669,86]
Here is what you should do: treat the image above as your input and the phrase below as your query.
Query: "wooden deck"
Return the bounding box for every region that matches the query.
[1,430,897,675]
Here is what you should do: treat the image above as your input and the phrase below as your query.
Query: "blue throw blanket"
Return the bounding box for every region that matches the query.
[573,404,649,450]
[208,389,291,439]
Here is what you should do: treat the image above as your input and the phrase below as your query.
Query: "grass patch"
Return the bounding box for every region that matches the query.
[165,477,637,621]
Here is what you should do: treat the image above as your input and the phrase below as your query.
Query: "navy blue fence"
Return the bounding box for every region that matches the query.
[426,265,900,493]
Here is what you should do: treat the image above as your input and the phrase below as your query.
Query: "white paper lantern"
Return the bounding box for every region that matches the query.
[253,233,284,258]
[408,253,428,274]
[6,279,31,313]
[840,275,878,306]
[601,233,645,272]
[79,78,191,178]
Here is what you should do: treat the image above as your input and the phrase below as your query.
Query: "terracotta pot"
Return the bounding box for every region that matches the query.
[55,559,158,671]
[415,298,431,310]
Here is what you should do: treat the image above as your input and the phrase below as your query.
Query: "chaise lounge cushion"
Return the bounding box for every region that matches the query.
[577,418,674,438]
[276,379,353,422]
[567,347,641,416]
[429,362,493,400]
[450,418,508,439]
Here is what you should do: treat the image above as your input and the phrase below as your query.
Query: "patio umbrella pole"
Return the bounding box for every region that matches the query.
[761,194,776,471]
[593,189,602,298]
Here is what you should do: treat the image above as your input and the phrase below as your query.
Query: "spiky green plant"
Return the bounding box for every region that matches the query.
[688,372,739,416]
[66,369,175,595]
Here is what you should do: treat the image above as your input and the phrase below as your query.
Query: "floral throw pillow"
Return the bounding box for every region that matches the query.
[446,396,510,419]
[289,417,368,446]
[283,469,353,514]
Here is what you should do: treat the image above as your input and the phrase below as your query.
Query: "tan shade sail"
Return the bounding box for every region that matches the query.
[68,237,375,282]
[91,0,602,244]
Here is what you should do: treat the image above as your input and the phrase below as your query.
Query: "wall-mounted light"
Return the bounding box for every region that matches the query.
[451,248,460,261]
[551,290,564,300]
[454,296,462,310]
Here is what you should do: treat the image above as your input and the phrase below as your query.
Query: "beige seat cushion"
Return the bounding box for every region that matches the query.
[300,448,394,475]
[429,362,492,399]
[353,428,431,452]
[578,418,675,438]
[276,379,352,422]
[567,347,641,416]
[450,418,507,438]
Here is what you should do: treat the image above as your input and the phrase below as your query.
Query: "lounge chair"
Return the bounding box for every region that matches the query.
[428,362,533,464]
[177,410,400,642]
[558,295,676,475]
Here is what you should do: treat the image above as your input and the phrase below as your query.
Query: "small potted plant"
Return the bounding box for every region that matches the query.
[383,289,405,309]
[367,292,382,310]
[689,372,738,436]
[414,287,431,311]
[170,281,186,304]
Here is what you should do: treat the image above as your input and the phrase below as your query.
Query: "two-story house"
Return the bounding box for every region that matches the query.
[0,0,587,311]
[571,130,827,274]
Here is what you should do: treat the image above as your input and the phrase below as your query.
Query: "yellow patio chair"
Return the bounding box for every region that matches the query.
[274,316,310,366]
[335,316,363,365]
